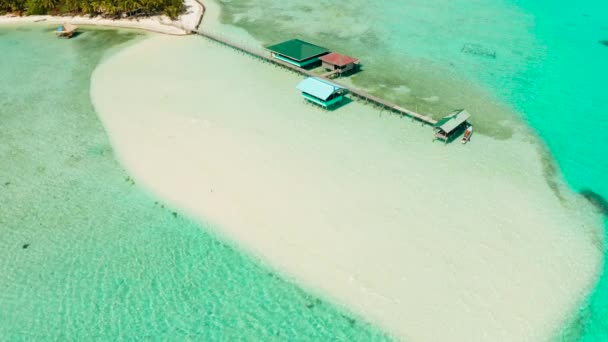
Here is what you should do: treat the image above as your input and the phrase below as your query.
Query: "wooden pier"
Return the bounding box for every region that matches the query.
[320,69,341,78]
[195,30,438,126]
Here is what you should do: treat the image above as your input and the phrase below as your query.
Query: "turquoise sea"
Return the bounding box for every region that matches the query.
[2,0,608,339]
[0,26,387,340]
[213,0,608,339]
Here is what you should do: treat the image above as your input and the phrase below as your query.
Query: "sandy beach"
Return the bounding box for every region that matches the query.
[89,17,605,341]
[0,0,203,34]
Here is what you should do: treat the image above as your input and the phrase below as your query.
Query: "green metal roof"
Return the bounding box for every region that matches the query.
[434,109,471,133]
[266,39,329,62]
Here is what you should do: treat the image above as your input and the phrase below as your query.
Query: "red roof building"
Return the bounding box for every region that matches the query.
[319,52,360,76]
[319,52,359,67]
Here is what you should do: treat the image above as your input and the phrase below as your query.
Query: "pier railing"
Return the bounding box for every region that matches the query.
[195,28,438,126]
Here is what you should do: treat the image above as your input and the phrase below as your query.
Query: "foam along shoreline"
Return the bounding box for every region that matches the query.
[91,30,605,341]
[0,0,203,35]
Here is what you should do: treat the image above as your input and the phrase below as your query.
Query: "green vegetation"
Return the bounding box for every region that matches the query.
[0,0,184,19]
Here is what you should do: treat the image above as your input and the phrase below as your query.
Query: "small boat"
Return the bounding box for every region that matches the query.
[462,125,473,144]
[55,23,78,38]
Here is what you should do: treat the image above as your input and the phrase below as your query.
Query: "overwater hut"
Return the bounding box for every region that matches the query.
[55,23,78,38]
[433,109,471,143]
[320,52,360,76]
[266,39,329,68]
[296,77,347,108]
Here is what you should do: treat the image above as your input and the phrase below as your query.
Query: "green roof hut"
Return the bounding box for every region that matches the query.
[296,77,347,108]
[266,39,329,68]
[433,109,471,143]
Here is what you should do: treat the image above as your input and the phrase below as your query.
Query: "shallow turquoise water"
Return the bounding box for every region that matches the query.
[2,0,607,337]
[504,4,608,338]
[214,0,608,339]
[0,26,388,340]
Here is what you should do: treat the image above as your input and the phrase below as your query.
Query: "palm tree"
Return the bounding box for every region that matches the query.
[9,0,182,18]
[120,0,140,17]
[39,0,58,12]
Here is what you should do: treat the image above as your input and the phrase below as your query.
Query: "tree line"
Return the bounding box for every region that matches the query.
[0,0,184,19]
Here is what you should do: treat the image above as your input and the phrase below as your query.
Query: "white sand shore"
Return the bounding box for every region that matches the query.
[0,0,203,35]
[91,30,604,341]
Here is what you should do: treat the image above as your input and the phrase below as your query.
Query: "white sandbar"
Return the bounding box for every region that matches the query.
[90,31,603,342]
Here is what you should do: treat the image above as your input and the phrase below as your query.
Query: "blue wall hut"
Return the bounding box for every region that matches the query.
[55,23,78,38]
[296,77,347,108]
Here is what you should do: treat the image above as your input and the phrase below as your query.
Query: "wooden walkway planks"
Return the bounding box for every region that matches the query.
[196,30,438,126]
[320,69,340,78]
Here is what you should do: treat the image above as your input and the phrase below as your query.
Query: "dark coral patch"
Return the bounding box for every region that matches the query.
[580,189,608,215]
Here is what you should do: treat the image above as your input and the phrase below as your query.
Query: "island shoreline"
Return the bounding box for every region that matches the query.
[0,0,205,35]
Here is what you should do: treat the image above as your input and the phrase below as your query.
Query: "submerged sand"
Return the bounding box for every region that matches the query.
[90,32,603,341]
